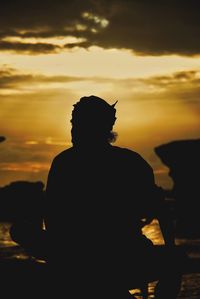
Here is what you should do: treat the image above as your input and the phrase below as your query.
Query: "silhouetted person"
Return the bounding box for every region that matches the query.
[44,96,184,299]
[9,96,185,298]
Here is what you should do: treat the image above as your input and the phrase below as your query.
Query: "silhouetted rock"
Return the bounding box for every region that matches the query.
[0,136,6,143]
[155,139,200,238]
[0,258,48,297]
[0,181,45,221]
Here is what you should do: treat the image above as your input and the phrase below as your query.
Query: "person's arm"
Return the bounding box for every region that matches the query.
[143,161,176,247]
[44,157,59,231]
[133,153,176,247]
[156,188,176,247]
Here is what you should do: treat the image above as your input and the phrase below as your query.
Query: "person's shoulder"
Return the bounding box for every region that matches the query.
[111,145,146,161]
[111,145,153,171]
[51,147,74,165]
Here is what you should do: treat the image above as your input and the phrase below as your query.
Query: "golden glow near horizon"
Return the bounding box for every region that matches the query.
[1,45,200,188]
[2,47,200,78]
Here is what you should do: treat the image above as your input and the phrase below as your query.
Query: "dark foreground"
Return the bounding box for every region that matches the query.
[0,247,200,299]
[1,223,200,298]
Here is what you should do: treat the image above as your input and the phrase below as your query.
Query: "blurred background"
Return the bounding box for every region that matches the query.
[0,1,200,298]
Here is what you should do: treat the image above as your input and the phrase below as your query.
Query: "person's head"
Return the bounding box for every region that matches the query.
[71,95,117,147]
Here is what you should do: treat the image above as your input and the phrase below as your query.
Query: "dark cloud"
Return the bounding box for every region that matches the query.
[135,70,200,109]
[0,139,65,186]
[0,139,64,164]
[0,66,89,89]
[0,40,61,54]
[95,0,200,56]
[0,1,91,33]
[1,65,200,102]
[142,70,200,89]
[1,1,200,55]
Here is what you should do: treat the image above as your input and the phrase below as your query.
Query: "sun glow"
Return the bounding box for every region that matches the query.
[1,47,200,78]
[1,41,200,187]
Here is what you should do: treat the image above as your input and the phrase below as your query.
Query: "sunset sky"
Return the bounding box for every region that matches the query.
[0,0,200,189]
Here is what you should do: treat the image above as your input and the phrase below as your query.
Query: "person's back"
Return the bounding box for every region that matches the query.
[8,95,185,298]
[46,144,156,256]
[45,96,169,297]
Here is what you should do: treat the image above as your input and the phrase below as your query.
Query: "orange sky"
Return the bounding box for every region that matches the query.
[1,1,200,189]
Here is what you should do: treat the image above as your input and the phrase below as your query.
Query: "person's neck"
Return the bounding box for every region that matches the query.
[73,141,110,151]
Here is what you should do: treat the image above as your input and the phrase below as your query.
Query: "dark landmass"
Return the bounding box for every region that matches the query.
[0,180,45,221]
[0,258,47,297]
[0,139,199,296]
[0,245,199,298]
[155,139,200,238]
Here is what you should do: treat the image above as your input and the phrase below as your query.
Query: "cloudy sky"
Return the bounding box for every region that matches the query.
[0,0,200,188]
